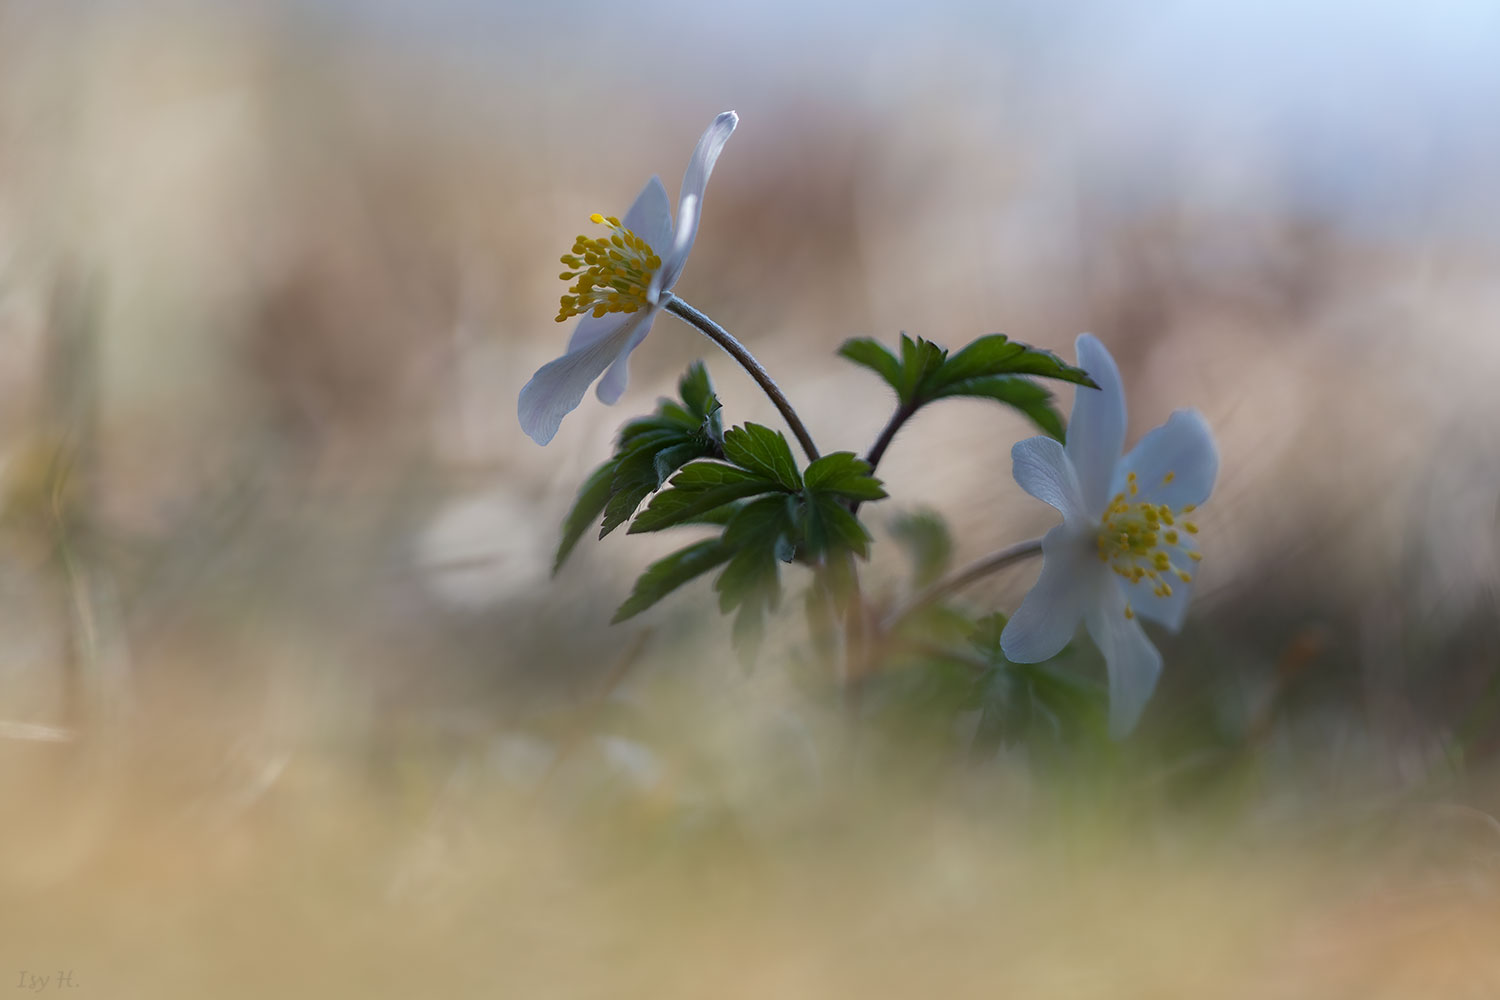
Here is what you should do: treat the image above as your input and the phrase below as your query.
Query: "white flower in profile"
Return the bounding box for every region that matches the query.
[1000,334,1218,738]
[517,111,738,445]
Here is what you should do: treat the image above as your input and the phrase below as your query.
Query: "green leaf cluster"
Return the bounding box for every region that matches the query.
[612,422,888,653]
[838,333,1097,441]
[554,363,726,573]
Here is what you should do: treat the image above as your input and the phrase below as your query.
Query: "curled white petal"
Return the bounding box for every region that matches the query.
[1114,409,1218,509]
[652,110,737,298]
[1000,524,1099,663]
[1085,583,1164,739]
[517,313,648,445]
[1011,436,1090,528]
[1066,333,1127,517]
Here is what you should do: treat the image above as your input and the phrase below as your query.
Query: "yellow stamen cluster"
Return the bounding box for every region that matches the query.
[555,214,662,322]
[1098,470,1203,620]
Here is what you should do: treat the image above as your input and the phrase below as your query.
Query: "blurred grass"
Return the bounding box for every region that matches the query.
[0,1,1498,995]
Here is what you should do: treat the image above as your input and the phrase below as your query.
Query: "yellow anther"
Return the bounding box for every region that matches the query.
[1097,482,1205,606]
[1163,471,1176,484]
[1124,604,1135,620]
[1182,504,1197,513]
[555,213,663,323]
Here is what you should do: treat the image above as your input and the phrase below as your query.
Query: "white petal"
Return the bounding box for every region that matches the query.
[566,309,633,354]
[1119,571,1192,632]
[595,316,655,404]
[1113,409,1218,508]
[1000,524,1099,663]
[517,314,644,445]
[620,175,674,263]
[652,110,737,298]
[1011,435,1090,528]
[1066,334,1127,518]
[1085,581,1163,739]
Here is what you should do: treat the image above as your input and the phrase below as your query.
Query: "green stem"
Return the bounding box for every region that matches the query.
[664,295,820,463]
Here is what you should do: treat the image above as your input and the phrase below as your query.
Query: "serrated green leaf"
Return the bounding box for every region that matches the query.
[932,375,1067,441]
[677,362,716,419]
[554,459,617,574]
[837,337,903,393]
[802,494,873,559]
[628,462,777,533]
[611,539,734,622]
[722,423,802,490]
[652,442,710,486]
[938,334,1097,389]
[803,452,888,502]
[721,494,798,552]
[599,448,663,537]
[897,333,949,400]
[888,508,953,588]
[716,544,781,615]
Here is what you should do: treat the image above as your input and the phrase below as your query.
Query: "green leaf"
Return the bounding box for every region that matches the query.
[803,452,888,502]
[722,423,802,490]
[888,508,953,588]
[837,337,902,392]
[677,361,724,444]
[652,442,709,486]
[554,459,617,574]
[897,333,949,400]
[628,462,777,534]
[599,448,665,537]
[938,334,1097,389]
[721,494,798,553]
[802,493,873,559]
[716,543,781,661]
[677,362,717,420]
[932,375,1067,441]
[611,539,734,622]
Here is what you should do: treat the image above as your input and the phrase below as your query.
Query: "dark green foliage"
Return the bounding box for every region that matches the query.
[928,376,1066,442]
[611,540,734,623]
[722,423,802,490]
[837,332,1097,441]
[628,462,777,534]
[609,421,887,651]
[803,453,888,501]
[553,362,726,573]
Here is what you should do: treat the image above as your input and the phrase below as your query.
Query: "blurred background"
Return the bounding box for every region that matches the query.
[2,0,1499,995]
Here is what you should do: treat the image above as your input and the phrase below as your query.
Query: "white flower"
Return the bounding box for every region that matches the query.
[517,111,739,445]
[1000,334,1218,738]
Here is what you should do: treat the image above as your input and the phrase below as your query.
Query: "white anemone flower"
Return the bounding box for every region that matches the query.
[518,111,739,445]
[1000,334,1218,738]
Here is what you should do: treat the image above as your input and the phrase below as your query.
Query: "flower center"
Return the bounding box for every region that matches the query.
[1096,470,1202,620]
[555,214,663,323]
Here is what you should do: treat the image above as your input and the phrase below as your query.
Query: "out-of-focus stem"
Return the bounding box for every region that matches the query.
[882,537,1045,630]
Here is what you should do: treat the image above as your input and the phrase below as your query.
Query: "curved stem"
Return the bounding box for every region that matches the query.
[881,536,1044,630]
[863,401,916,474]
[664,295,820,462]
